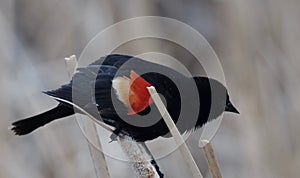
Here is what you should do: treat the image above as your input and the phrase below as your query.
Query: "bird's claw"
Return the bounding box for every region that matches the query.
[109,133,118,143]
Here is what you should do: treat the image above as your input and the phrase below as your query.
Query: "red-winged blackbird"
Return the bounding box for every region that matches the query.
[11,54,239,142]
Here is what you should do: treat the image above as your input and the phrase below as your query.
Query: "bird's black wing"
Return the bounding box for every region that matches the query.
[43,65,118,109]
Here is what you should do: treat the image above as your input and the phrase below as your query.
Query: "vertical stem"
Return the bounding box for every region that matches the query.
[147,86,203,178]
[64,55,111,178]
[200,140,222,178]
[87,123,111,178]
[118,136,159,178]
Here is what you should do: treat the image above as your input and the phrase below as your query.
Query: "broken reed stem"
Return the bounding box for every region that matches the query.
[147,86,203,178]
[200,140,222,178]
[64,55,78,76]
[64,55,111,178]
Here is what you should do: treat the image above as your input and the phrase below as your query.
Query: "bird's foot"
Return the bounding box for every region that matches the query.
[109,128,122,143]
[109,133,118,143]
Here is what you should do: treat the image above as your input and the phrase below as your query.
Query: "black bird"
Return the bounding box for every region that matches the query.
[11,54,239,141]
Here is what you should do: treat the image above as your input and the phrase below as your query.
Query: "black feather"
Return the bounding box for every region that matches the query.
[11,104,73,135]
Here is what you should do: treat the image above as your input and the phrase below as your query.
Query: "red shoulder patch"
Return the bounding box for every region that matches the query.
[128,70,153,115]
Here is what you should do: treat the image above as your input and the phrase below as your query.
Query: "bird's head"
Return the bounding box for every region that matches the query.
[193,77,239,119]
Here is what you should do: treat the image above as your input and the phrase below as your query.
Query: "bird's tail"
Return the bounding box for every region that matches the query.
[11,104,74,135]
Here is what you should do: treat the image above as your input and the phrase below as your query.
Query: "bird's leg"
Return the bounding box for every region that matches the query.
[140,142,164,178]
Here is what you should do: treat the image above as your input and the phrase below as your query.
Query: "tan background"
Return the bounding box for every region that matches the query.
[0,0,299,177]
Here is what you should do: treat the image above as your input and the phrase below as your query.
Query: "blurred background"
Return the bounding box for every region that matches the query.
[1,0,299,177]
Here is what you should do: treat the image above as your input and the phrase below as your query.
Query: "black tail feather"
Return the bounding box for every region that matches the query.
[11,104,74,135]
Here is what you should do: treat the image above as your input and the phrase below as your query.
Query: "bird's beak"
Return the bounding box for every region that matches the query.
[225,101,239,114]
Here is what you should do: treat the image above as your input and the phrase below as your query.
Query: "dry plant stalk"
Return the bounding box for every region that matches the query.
[147,86,203,178]
[64,55,111,178]
[200,140,222,178]
[118,136,159,178]
[64,55,78,75]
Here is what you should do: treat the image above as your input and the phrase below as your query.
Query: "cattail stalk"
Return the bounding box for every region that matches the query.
[118,136,159,178]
